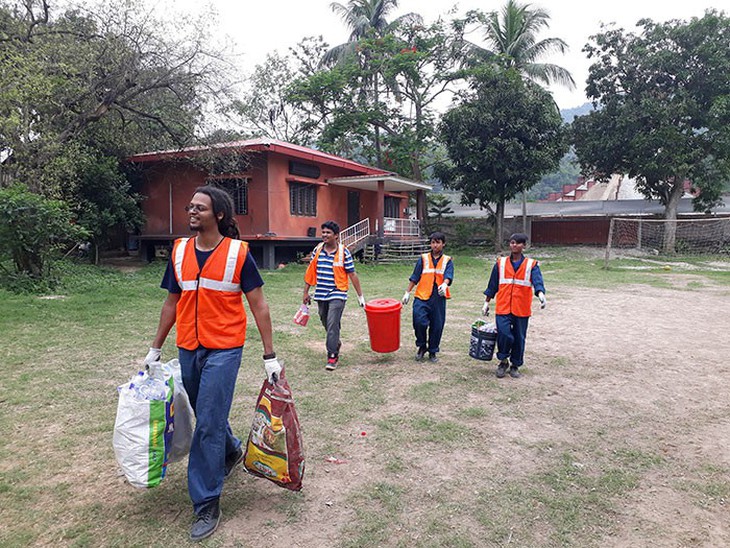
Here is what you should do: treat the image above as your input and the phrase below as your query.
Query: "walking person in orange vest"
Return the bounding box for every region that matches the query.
[401,232,454,363]
[482,233,546,379]
[143,186,282,542]
[303,221,365,370]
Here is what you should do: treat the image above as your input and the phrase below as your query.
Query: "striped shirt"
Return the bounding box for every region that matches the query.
[312,246,355,301]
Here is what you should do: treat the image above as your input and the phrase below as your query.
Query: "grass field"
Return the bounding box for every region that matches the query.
[1,247,729,547]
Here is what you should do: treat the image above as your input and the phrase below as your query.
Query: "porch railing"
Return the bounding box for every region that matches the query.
[340,217,371,250]
[381,217,421,239]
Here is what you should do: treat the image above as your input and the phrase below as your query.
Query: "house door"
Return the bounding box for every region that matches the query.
[347,191,360,226]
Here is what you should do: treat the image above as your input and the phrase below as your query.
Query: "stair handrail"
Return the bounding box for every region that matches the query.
[340,217,371,250]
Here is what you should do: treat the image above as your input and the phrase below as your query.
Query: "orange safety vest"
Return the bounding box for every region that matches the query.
[414,253,452,300]
[304,242,349,291]
[172,237,249,350]
[495,256,536,317]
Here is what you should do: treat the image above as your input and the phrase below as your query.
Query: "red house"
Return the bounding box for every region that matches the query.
[128,138,430,268]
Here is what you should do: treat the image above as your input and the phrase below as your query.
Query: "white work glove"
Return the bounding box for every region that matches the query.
[263,357,282,384]
[401,291,410,305]
[537,292,546,309]
[143,347,161,366]
[481,301,490,316]
[437,282,449,297]
[358,295,366,307]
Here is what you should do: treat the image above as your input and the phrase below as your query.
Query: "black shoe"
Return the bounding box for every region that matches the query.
[509,366,521,378]
[325,353,338,371]
[496,361,508,378]
[428,352,439,363]
[224,446,243,477]
[190,499,221,542]
[415,347,427,362]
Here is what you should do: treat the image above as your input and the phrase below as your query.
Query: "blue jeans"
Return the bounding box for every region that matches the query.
[495,314,530,367]
[179,346,242,514]
[413,293,447,354]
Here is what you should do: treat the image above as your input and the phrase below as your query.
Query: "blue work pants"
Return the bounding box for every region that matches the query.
[179,346,242,514]
[495,314,530,367]
[413,292,447,354]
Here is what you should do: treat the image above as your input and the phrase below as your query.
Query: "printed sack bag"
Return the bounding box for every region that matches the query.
[243,373,304,491]
[160,359,195,463]
[113,364,174,488]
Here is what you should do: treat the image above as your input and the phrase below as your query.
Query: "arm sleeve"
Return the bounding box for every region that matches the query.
[409,258,423,284]
[444,258,454,284]
[241,253,265,293]
[484,262,500,298]
[160,258,181,293]
[343,249,355,273]
[532,263,545,295]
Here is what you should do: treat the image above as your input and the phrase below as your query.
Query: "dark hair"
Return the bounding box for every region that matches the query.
[321,220,340,234]
[509,232,528,244]
[193,186,240,239]
[429,231,446,243]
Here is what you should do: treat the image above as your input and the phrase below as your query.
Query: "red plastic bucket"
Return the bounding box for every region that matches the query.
[364,298,402,353]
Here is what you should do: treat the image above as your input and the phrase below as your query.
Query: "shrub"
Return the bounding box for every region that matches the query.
[0,184,88,291]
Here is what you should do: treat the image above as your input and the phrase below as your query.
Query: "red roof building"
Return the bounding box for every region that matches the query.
[128,138,430,268]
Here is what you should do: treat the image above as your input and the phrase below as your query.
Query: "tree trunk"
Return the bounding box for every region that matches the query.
[495,200,505,252]
[662,179,684,253]
[373,74,382,168]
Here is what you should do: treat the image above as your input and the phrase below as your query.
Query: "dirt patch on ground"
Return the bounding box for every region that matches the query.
[21,277,729,547]
[213,282,730,546]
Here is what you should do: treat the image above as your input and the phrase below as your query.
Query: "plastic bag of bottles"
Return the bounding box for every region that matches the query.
[293,304,310,326]
[113,363,174,488]
[160,359,194,463]
[469,319,498,361]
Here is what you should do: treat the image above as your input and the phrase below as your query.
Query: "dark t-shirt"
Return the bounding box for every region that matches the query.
[161,246,264,294]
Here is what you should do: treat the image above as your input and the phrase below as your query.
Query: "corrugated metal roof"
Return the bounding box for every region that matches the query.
[127,138,388,176]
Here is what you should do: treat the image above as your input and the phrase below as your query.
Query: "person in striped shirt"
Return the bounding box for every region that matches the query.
[303,221,365,370]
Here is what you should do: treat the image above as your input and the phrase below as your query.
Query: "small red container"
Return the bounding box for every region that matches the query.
[364,298,402,353]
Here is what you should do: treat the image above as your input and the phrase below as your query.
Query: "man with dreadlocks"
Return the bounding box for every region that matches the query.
[143,186,282,541]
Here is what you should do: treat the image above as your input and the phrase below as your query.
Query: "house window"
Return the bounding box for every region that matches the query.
[384,196,400,218]
[289,182,317,216]
[210,178,248,215]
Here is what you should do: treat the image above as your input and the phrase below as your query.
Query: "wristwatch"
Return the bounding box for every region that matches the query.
[263,352,276,360]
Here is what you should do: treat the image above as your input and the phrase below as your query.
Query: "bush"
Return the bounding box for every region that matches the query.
[0,184,88,291]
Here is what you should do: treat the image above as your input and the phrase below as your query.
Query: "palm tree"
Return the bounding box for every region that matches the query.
[321,0,421,67]
[321,0,422,167]
[469,0,575,89]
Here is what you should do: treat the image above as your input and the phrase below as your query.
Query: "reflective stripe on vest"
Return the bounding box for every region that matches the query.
[414,253,451,300]
[304,242,349,291]
[495,256,535,317]
[172,237,248,350]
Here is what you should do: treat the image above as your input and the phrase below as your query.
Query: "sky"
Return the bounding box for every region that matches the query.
[177,0,723,110]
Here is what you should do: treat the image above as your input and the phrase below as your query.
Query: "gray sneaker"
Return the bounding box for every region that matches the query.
[415,347,426,362]
[496,361,508,378]
[509,365,521,378]
[190,499,221,542]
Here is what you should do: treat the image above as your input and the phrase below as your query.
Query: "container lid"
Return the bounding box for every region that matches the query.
[364,298,402,312]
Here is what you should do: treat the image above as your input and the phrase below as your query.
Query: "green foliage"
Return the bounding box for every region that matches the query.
[438,67,568,247]
[427,193,454,220]
[0,0,234,254]
[286,18,466,178]
[573,10,730,220]
[460,0,575,89]
[0,185,87,291]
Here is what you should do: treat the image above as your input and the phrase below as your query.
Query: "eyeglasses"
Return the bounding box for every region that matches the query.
[185,204,209,213]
